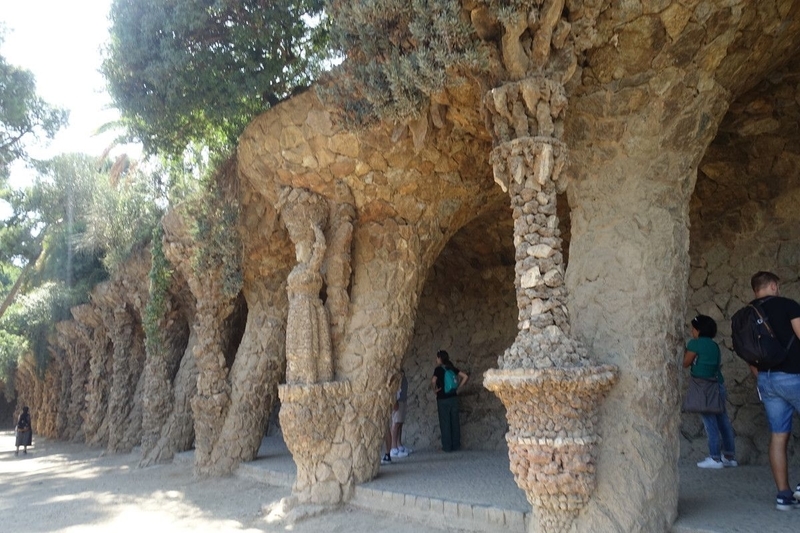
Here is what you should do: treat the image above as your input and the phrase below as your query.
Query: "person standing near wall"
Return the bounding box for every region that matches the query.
[683,315,737,469]
[431,350,468,452]
[390,369,411,458]
[381,369,411,465]
[746,271,800,510]
[15,406,32,456]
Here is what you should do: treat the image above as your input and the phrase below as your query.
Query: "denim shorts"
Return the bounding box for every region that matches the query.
[757,371,800,433]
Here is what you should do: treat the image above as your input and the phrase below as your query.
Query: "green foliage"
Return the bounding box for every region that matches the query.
[75,159,165,274]
[0,154,112,384]
[184,155,243,300]
[0,31,69,179]
[102,0,331,157]
[325,0,489,126]
[0,328,26,390]
[1,281,84,379]
[0,154,100,265]
[143,224,171,360]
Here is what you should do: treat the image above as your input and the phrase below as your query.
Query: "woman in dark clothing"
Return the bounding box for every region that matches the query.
[15,405,32,455]
[431,350,469,452]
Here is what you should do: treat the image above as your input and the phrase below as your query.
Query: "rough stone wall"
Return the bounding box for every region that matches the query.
[563,3,800,531]
[683,63,800,465]
[402,201,517,451]
[239,85,504,505]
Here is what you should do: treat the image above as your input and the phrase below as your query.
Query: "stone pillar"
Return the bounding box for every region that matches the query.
[278,186,349,505]
[480,5,617,532]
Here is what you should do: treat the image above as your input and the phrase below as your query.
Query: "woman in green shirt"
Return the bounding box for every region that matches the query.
[684,315,737,469]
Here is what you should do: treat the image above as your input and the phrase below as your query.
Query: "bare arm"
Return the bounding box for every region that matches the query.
[431,375,440,394]
[458,371,469,389]
[682,350,697,369]
[791,317,800,341]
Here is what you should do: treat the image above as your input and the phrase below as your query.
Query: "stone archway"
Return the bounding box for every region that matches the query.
[401,198,517,452]
[684,58,800,465]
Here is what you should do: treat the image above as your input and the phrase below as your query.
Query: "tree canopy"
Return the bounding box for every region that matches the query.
[0,151,164,386]
[0,31,69,180]
[102,0,331,158]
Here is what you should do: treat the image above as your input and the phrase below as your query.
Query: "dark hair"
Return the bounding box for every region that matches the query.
[691,315,717,338]
[436,350,451,366]
[751,271,779,292]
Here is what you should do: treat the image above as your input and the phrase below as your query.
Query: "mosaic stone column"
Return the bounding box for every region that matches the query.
[277,187,354,505]
[482,75,617,533]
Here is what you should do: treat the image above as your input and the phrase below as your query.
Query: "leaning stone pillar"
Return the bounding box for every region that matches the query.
[480,6,617,532]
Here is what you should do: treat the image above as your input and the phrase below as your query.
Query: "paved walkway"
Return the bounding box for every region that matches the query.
[227,436,800,533]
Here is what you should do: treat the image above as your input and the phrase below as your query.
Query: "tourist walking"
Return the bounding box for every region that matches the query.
[743,271,800,510]
[431,350,468,452]
[15,405,32,455]
[683,315,737,469]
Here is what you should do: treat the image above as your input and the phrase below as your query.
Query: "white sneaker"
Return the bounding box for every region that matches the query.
[390,448,408,458]
[721,457,738,467]
[399,446,412,455]
[697,457,724,469]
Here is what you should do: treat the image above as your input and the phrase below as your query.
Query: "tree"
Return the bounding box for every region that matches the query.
[0,31,69,180]
[102,0,331,157]
[0,154,109,322]
[324,0,488,126]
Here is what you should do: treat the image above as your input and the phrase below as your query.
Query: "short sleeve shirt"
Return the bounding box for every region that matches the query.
[397,374,408,402]
[687,337,722,381]
[758,296,800,374]
[433,365,460,400]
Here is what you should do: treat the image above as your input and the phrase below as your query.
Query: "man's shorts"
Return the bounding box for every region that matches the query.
[757,371,800,433]
[392,400,407,424]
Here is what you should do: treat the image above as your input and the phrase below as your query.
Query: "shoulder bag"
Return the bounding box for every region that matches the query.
[682,376,724,414]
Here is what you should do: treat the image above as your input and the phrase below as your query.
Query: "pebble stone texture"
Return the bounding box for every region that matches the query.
[482,78,618,532]
[477,2,620,530]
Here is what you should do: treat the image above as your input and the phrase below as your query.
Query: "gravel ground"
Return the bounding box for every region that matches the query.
[0,431,453,533]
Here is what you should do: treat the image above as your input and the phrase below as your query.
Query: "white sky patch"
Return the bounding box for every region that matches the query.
[1,0,140,189]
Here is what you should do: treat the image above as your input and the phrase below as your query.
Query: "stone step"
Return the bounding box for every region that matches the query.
[351,485,528,533]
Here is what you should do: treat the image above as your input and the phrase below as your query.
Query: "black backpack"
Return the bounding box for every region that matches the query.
[730,297,794,369]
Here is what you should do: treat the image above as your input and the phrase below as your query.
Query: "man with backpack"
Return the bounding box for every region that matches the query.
[737,271,800,510]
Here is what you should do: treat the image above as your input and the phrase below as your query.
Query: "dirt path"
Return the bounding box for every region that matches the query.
[0,431,450,532]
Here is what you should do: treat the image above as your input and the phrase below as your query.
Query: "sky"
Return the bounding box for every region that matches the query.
[1,0,135,186]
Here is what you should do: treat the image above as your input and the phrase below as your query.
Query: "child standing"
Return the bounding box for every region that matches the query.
[684,315,737,469]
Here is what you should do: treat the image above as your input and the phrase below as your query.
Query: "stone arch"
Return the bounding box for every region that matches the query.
[684,58,800,465]
[402,197,517,452]
[222,292,248,370]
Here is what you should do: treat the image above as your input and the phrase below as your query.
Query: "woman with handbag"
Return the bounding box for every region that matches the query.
[15,405,32,456]
[684,315,737,469]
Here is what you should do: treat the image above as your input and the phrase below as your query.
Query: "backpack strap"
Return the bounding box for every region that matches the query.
[750,299,796,352]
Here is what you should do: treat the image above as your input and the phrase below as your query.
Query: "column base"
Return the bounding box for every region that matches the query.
[484,365,617,533]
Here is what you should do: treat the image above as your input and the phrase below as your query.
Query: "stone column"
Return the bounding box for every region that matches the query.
[480,5,617,533]
[277,186,349,505]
